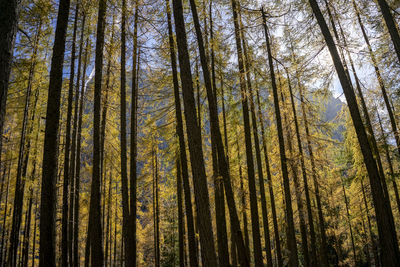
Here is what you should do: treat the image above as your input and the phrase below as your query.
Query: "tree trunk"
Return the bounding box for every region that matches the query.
[229,1,263,264]
[376,0,400,63]
[8,20,41,266]
[176,156,185,267]
[74,37,90,267]
[119,2,131,264]
[165,1,199,265]
[255,88,284,267]
[88,0,107,264]
[261,8,299,267]
[0,0,21,170]
[241,29,273,266]
[69,11,86,266]
[284,66,318,266]
[39,0,71,265]
[171,0,218,265]
[61,5,79,266]
[308,0,400,264]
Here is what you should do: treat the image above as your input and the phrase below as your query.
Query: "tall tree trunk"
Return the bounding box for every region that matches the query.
[0,0,21,169]
[22,191,33,267]
[308,0,400,264]
[236,136,250,262]
[261,8,299,267]
[241,29,273,266]
[74,37,90,267]
[0,159,11,266]
[255,87,284,267]
[361,179,380,266]
[31,192,38,267]
[376,0,400,63]
[297,76,329,267]
[69,11,86,266]
[165,1,199,265]
[176,156,185,267]
[171,0,219,265]
[353,0,400,181]
[284,66,318,266]
[8,20,41,266]
[209,2,230,265]
[61,5,79,266]
[39,0,71,265]
[280,80,310,267]
[153,147,160,267]
[88,0,107,264]
[119,1,130,264]
[377,111,400,215]
[229,1,263,264]
[188,0,249,265]
[128,2,139,266]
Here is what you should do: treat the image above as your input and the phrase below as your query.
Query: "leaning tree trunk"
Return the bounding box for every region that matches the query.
[165,1,199,265]
[171,0,220,265]
[188,0,250,265]
[39,0,71,265]
[261,8,299,267]
[376,0,400,63]
[308,0,400,264]
[229,1,263,264]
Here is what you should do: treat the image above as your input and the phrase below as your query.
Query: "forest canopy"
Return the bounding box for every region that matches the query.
[0,0,400,266]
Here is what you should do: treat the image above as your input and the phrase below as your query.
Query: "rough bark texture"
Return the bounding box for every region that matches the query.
[39,0,71,265]
[171,0,217,266]
[165,1,199,265]
[308,0,400,264]
[0,0,21,170]
[88,0,107,265]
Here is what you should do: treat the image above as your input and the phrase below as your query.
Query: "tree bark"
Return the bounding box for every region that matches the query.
[308,0,400,264]
[0,0,21,170]
[229,1,263,264]
[171,0,219,265]
[376,0,400,64]
[88,0,107,264]
[261,8,299,267]
[39,0,71,265]
[165,1,199,265]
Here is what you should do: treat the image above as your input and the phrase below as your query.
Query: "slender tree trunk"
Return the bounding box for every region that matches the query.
[229,1,263,264]
[308,0,400,264]
[105,170,112,265]
[22,191,33,267]
[341,179,357,264]
[165,1,199,265]
[255,88,284,267]
[8,20,41,266]
[261,8,299,267]
[209,2,230,265]
[241,29,273,266]
[61,5,79,266]
[171,0,219,265]
[119,1,131,263]
[284,66,318,266]
[297,76,329,267]
[88,0,107,264]
[39,0,71,265]
[0,159,11,266]
[69,11,86,266]
[376,0,400,63]
[377,111,400,215]
[153,147,160,267]
[0,0,21,168]
[177,156,185,267]
[74,37,90,267]
[280,80,310,267]
[353,0,400,178]
[361,179,380,266]
[31,192,38,267]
